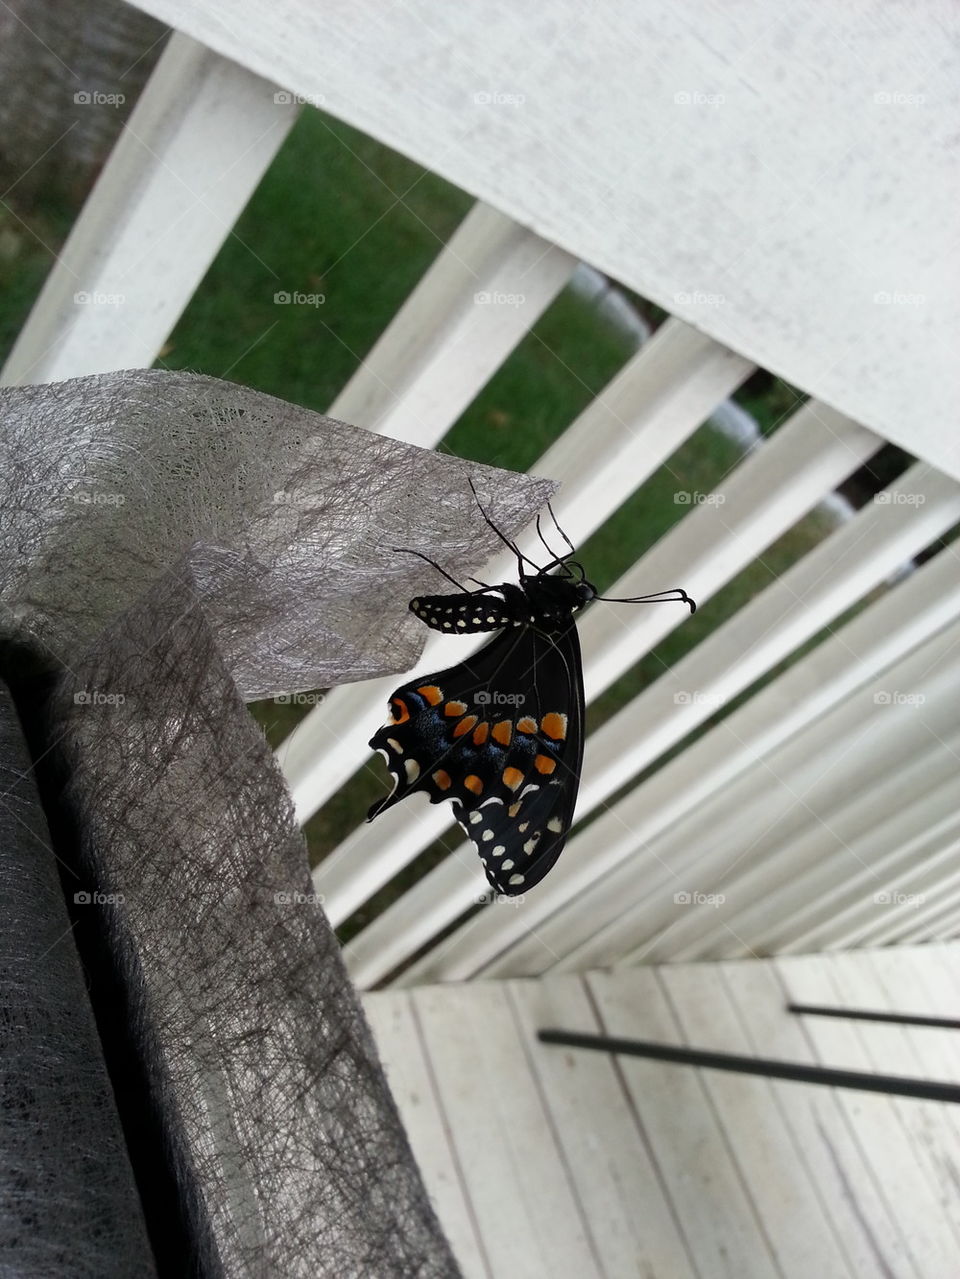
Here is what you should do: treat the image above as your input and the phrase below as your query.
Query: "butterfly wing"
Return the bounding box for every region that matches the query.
[368,619,584,895]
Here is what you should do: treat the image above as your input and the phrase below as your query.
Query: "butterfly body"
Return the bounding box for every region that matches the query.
[410,575,594,636]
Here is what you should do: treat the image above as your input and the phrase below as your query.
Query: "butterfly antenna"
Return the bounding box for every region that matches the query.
[546,499,577,557]
[467,476,541,575]
[391,547,470,592]
[595,587,697,614]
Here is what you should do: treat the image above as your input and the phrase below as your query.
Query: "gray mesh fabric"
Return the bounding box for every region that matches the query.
[0,369,555,1276]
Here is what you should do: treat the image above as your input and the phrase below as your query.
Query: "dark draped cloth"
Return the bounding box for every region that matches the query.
[0,369,551,1276]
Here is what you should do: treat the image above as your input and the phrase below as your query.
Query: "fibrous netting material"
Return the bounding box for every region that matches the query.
[0,369,556,1277]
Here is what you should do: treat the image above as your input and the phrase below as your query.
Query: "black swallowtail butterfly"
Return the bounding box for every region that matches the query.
[367,483,695,897]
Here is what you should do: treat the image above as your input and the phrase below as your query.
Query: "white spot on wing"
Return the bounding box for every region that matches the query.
[405,759,420,783]
[547,817,563,833]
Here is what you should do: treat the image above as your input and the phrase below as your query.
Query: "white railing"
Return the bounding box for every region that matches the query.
[5,19,958,986]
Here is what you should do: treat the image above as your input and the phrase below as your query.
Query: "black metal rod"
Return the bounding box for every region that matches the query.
[787,1002,960,1031]
[536,1030,960,1102]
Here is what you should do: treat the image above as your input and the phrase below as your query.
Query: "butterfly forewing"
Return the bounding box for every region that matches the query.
[368,618,584,895]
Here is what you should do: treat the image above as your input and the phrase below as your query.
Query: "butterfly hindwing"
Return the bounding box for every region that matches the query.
[368,619,584,895]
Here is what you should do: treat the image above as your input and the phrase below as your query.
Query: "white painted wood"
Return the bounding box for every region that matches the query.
[362,992,489,1278]
[1,34,299,385]
[788,809,960,954]
[893,880,960,946]
[859,858,960,947]
[579,402,879,702]
[366,951,960,1277]
[657,963,855,1278]
[128,0,960,480]
[328,201,575,444]
[506,975,698,1279]
[549,624,960,974]
[303,320,751,895]
[646,737,960,962]
[717,958,916,1278]
[585,968,779,1278]
[775,953,960,1279]
[409,982,601,1279]
[812,953,960,1246]
[394,544,960,985]
[576,462,960,817]
[345,464,960,984]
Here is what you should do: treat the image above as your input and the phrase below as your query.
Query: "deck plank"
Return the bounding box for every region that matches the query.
[587,967,779,1278]
[409,981,601,1279]
[776,953,959,1279]
[363,990,490,1279]
[508,973,698,1279]
[718,957,916,1279]
[658,962,855,1278]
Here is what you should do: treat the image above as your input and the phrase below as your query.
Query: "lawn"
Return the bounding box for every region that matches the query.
[1,107,857,932]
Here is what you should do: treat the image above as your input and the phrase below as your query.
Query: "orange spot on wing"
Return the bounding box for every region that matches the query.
[389,698,410,724]
[453,715,479,737]
[464,774,483,795]
[433,769,452,790]
[541,712,567,741]
[492,720,512,746]
[472,722,490,745]
[508,800,522,817]
[444,701,468,717]
[517,717,537,734]
[502,767,524,791]
[417,685,443,706]
[534,754,556,775]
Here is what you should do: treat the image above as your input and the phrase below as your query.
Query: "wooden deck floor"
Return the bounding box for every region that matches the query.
[363,944,960,1279]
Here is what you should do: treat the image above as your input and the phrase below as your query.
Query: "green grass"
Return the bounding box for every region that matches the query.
[0,107,858,934]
